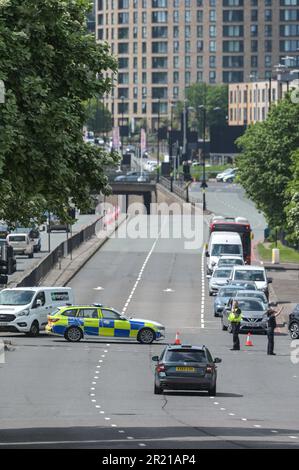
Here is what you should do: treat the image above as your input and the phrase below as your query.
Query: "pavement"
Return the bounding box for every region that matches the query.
[0,184,298,449]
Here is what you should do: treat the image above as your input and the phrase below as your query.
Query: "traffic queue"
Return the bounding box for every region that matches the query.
[205,215,289,351]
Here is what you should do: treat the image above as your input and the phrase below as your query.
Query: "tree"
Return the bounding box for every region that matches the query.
[0,0,118,225]
[185,83,228,136]
[285,150,299,245]
[236,97,299,229]
[85,98,112,135]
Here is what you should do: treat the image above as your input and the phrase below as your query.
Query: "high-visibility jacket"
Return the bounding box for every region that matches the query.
[228,308,242,323]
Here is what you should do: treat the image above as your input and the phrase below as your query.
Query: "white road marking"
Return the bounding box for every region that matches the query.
[94,287,104,291]
[121,226,165,314]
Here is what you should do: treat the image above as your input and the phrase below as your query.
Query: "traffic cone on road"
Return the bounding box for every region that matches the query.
[174,331,181,345]
[245,332,253,347]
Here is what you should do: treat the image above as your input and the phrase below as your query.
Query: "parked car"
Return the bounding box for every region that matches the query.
[13,227,41,253]
[222,298,268,334]
[0,239,17,275]
[152,344,221,395]
[47,215,70,233]
[222,169,238,183]
[208,267,233,296]
[288,304,299,339]
[213,285,247,317]
[216,168,234,182]
[6,233,34,258]
[114,171,150,182]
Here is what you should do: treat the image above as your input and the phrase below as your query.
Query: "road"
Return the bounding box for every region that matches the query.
[8,214,100,285]
[190,182,267,242]
[0,189,298,449]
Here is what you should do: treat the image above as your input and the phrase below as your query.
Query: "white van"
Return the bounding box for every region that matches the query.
[206,232,243,274]
[6,233,34,258]
[0,287,74,336]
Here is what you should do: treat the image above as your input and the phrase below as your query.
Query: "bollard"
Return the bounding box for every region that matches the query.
[272,248,280,264]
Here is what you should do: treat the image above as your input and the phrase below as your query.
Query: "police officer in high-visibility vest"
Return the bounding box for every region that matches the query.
[228,300,242,351]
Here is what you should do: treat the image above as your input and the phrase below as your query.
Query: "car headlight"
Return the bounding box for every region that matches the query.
[16,309,30,317]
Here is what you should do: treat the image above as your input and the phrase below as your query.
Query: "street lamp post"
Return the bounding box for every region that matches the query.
[198,105,208,212]
[156,98,161,183]
[120,96,125,159]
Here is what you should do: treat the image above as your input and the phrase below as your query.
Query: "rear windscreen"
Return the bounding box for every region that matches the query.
[211,244,242,256]
[8,235,26,242]
[165,350,207,363]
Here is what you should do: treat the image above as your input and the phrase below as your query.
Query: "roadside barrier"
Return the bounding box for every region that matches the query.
[15,216,104,288]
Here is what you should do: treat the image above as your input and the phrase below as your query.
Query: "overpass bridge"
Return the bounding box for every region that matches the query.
[109,181,157,214]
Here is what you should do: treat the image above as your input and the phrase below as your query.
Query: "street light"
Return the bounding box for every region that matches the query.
[156,98,161,183]
[120,95,125,159]
[198,104,208,212]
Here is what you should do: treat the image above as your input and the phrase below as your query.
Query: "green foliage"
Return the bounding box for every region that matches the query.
[0,0,118,225]
[236,97,299,239]
[85,98,112,134]
[285,150,299,245]
[182,83,228,136]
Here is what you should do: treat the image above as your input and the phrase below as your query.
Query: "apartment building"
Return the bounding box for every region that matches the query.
[96,0,299,130]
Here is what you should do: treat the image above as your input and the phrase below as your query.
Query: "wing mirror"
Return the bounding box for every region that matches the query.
[214,358,222,364]
[267,278,273,284]
[205,251,210,258]
[152,356,159,362]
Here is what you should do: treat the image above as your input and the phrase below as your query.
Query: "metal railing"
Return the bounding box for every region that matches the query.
[16,216,104,287]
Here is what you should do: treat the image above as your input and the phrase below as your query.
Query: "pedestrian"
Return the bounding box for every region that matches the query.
[228,300,242,351]
[267,306,283,356]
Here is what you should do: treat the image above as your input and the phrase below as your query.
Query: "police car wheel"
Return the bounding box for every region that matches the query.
[208,385,217,396]
[138,328,155,344]
[65,326,82,342]
[154,384,163,395]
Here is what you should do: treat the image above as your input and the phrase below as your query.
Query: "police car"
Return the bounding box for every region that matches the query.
[46,304,165,344]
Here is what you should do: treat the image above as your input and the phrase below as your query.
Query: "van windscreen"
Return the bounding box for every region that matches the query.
[211,244,242,256]
[0,290,35,306]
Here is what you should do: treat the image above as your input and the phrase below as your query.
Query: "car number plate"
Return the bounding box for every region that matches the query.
[176,367,195,372]
[0,322,8,326]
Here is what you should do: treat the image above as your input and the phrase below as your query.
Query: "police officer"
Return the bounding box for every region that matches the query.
[228,300,242,351]
[267,306,283,356]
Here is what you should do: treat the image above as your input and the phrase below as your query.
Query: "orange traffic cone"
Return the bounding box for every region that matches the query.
[245,332,253,347]
[174,331,181,345]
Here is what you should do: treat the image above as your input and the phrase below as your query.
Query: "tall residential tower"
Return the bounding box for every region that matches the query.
[96,0,299,130]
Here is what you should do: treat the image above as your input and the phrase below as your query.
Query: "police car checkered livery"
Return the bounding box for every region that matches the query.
[46,304,165,344]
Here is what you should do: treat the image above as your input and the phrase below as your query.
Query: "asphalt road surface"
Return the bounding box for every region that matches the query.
[0,194,298,449]
[190,182,267,242]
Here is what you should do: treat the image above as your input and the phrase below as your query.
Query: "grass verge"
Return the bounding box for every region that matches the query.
[257,241,299,263]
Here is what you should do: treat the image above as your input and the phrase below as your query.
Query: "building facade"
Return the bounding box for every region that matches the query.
[96,0,299,130]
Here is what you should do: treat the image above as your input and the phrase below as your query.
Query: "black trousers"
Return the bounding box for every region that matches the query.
[232,323,240,350]
[267,330,275,355]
